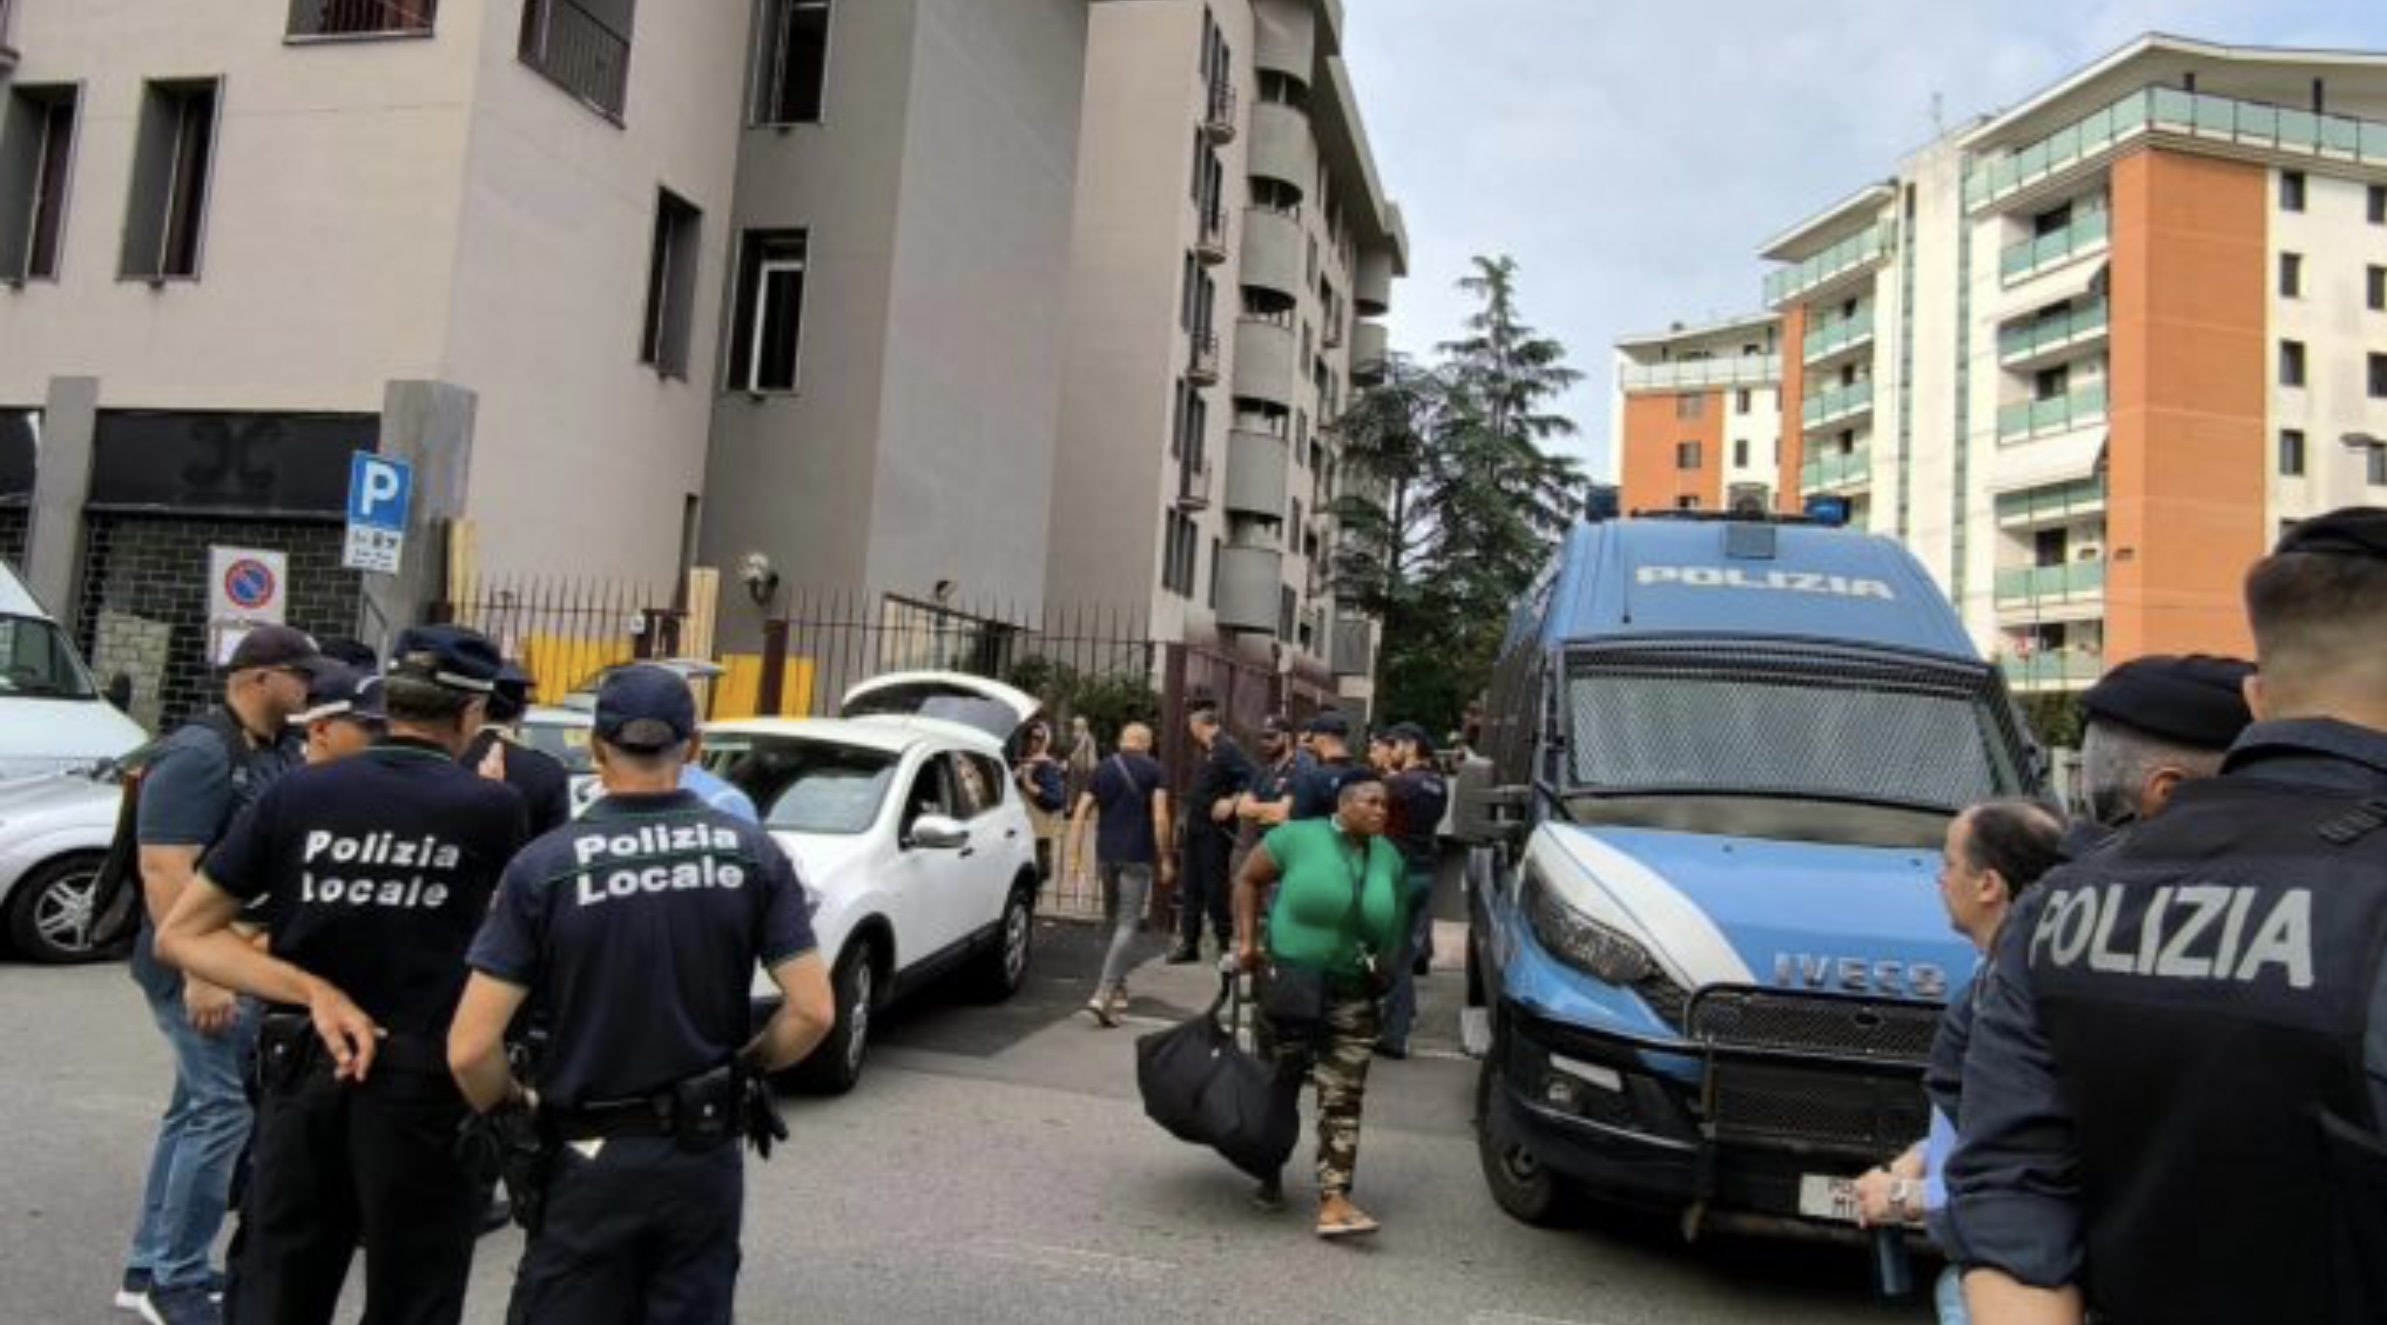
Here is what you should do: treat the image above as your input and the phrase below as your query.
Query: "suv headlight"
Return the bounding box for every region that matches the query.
[1523,869,1661,986]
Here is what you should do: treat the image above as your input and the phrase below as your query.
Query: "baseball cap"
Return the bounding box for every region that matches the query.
[1305,711,1351,738]
[316,636,379,671]
[2274,507,2387,560]
[1260,713,1294,737]
[594,663,698,753]
[289,665,387,728]
[2081,654,2255,752]
[1386,721,1436,756]
[493,661,534,702]
[223,624,323,675]
[385,625,504,694]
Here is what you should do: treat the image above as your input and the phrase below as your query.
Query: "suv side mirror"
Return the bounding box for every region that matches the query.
[1449,759,1529,848]
[105,673,135,711]
[906,814,971,850]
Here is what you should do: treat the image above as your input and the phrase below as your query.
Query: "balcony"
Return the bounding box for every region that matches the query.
[1764,221,1893,309]
[2001,652,2104,691]
[1800,446,1872,493]
[1215,544,1286,635]
[518,0,631,122]
[1998,298,2109,367]
[1994,475,2106,529]
[1801,379,1874,429]
[1330,618,1374,677]
[2000,210,2109,284]
[1997,383,2107,442]
[1355,248,1394,317]
[1995,560,2105,605]
[1351,321,1389,384]
[1195,206,1229,265]
[1966,83,2387,213]
[1177,457,1212,512]
[1224,428,1291,521]
[1802,308,1875,366]
[287,0,437,38]
[1187,329,1221,386]
[1203,80,1238,143]
[1619,354,1780,393]
[1232,317,1297,411]
[1240,205,1303,301]
[1249,101,1317,199]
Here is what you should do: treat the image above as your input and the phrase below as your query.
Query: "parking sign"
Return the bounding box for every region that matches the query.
[343,451,412,573]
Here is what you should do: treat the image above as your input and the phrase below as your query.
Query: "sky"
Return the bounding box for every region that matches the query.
[1339,0,2383,479]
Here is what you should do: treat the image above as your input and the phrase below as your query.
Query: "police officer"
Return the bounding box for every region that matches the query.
[156,626,529,1325]
[1948,508,2387,1325]
[1287,712,1361,820]
[463,661,573,836]
[1375,722,1448,1058]
[290,663,387,767]
[1168,702,1254,964]
[448,663,834,1323]
[2075,652,2254,834]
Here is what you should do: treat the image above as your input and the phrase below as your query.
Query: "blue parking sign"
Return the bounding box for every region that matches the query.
[347,452,412,532]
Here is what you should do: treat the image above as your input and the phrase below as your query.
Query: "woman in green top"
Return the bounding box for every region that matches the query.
[1233,773,1409,1238]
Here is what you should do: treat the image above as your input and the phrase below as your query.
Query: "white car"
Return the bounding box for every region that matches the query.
[0,768,126,963]
[697,673,1044,1093]
[516,704,600,814]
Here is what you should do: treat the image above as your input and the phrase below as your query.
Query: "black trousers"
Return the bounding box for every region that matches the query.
[1178,829,1236,949]
[232,1065,479,1325]
[506,1136,743,1325]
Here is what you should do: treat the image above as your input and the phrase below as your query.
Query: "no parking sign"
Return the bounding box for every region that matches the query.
[207,546,289,665]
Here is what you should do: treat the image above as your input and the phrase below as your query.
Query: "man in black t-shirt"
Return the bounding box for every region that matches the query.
[1170,703,1253,964]
[450,663,833,1323]
[158,626,528,1325]
[1288,711,1361,820]
[1376,723,1450,1058]
[1067,723,1172,1025]
[461,661,572,837]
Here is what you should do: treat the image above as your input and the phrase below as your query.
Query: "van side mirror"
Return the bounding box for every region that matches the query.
[105,673,134,711]
[1449,760,1529,848]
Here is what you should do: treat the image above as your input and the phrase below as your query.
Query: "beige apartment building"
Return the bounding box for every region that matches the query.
[1047,0,1405,711]
[1616,35,2387,694]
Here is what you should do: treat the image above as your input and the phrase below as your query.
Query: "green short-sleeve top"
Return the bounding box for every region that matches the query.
[1261,818,1408,977]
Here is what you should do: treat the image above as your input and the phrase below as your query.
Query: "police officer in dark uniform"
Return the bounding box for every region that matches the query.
[157,626,530,1325]
[461,661,572,836]
[1376,722,1449,1057]
[1168,701,1254,964]
[1287,712,1361,820]
[448,663,834,1324]
[1947,508,2387,1325]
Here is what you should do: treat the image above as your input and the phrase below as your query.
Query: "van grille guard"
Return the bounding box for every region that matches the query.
[1689,985,1941,1153]
[1688,985,1942,1065]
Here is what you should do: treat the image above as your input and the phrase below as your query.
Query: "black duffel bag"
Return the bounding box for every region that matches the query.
[1135,972,1299,1180]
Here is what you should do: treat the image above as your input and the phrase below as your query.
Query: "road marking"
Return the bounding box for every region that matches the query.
[964,1238,1177,1283]
[1467,1313,1617,1325]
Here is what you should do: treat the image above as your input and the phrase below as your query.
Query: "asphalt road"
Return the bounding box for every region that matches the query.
[0,921,1923,1324]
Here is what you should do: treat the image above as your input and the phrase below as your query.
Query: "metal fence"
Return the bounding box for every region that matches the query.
[518,0,630,118]
[432,573,686,704]
[286,0,436,37]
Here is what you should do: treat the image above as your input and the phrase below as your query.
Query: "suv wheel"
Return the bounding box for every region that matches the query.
[5,854,114,965]
[796,936,877,1096]
[968,885,1035,1002]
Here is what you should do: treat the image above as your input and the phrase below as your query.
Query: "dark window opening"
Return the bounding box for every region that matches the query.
[2280,170,2305,212]
[640,188,701,378]
[2279,251,2302,298]
[121,79,219,281]
[286,0,438,38]
[2280,339,2307,388]
[751,0,829,124]
[2279,429,2305,477]
[727,228,804,392]
[519,0,634,121]
[1,85,78,281]
[1675,440,1702,470]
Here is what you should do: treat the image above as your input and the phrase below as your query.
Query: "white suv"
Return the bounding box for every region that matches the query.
[699,673,1044,1093]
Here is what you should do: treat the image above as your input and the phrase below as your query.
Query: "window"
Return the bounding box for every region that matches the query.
[120,79,219,281]
[2279,251,2303,298]
[287,0,437,38]
[1675,440,1702,470]
[2279,429,2306,477]
[1208,538,1221,608]
[639,189,701,378]
[1674,393,1704,420]
[2034,365,2068,400]
[2370,445,2387,488]
[2371,184,2387,226]
[1735,388,1751,416]
[1732,438,1749,468]
[1279,586,1296,641]
[0,85,78,282]
[2280,170,2306,212]
[1162,511,1198,597]
[2280,340,2307,388]
[726,228,804,392]
[2372,353,2387,399]
[1674,495,1700,510]
[751,0,829,124]
[519,0,634,120]
[2370,265,2386,312]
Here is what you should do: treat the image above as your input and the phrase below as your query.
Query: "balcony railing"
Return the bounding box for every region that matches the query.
[1800,446,1872,492]
[1998,299,2109,363]
[1203,79,1238,142]
[1995,475,2107,527]
[1618,354,1780,393]
[1803,307,1876,364]
[2000,210,2109,283]
[1188,328,1221,385]
[2001,653,2105,688]
[288,0,437,37]
[1995,560,2105,603]
[519,0,630,120]
[1801,378,1874,428]
[1764,220,1894,308]
[1997,383,2108,442]
[1178,457,1213,511]
[1966,83,2387,212]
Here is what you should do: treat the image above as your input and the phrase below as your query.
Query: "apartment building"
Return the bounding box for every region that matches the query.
[1615,35,2387,694]
[1611,312,1783,516]
[1047,0,1405,707]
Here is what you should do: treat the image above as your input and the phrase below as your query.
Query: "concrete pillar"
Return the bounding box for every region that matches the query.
[358,380,476,651]
[23,376,98,622]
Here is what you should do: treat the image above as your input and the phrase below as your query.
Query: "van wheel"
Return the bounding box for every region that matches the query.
[796,937,877,1096]
[1477,1056,1570,1226]
[6,854,114,965]
[968,884,1036,1003]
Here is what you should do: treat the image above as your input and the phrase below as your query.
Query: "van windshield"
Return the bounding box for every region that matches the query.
[1563,648,2024,817]
[0,614,99,701]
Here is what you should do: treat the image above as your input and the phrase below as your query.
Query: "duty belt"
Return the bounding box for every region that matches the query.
[546,1063,744,1145]
[257,1011,450,1082]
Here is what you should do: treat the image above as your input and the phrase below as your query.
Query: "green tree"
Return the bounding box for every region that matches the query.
[1330,256,1584,732]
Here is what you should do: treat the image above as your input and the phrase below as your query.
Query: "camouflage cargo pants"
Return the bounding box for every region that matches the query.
[1256,988,1378,1198]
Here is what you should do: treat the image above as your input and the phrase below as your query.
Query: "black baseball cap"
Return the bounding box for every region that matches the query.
[2082,654,2255,751]
[1260,713,1294,737]
[289,665,387,728]
[493,661,535,703]
[1305,711,1351,738]
[2275,507,2387,559]
[316,636,379,671]
[594,663,698,753]
[1386,721,1436,756]
[385,625,504,694]
[223,624,323,675]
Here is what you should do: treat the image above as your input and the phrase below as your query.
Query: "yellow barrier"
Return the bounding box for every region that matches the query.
[712,653,817,720]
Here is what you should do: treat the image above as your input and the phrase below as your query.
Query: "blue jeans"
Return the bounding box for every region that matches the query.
[127,970,255,1290]
[1934,1263,1970,1324]
[1376,869,1437,1050]
[1097,863,1153,995]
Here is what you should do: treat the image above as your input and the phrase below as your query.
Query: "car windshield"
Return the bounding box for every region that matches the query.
[518,718,595,775]
[703,736,898,836]
[0,614,99,700]
[1563,650,2025,821]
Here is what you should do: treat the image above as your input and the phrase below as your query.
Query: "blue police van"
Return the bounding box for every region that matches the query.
[1455,510,2045,1237]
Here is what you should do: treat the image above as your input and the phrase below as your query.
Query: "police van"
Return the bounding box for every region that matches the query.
[1455,511,2044,1237]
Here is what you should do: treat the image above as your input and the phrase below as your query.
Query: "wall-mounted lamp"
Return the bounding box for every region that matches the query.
[740,551,781,608]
